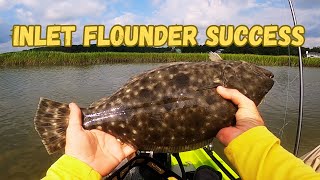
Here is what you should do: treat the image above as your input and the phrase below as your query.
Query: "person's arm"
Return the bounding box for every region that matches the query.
[42,103,136,179]
[42,155,101,180]
[216,86,320,180]
[225,126,319,180]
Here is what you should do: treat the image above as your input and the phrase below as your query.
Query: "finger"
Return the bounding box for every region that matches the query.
[103,132,118,142]
[122,144,136,157]
[68,103,83,129]
[217,86,254,107]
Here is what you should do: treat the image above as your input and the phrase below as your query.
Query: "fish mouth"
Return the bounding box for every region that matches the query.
[248,63,274,79]
[264,70,274,78]
[257,67,274,79]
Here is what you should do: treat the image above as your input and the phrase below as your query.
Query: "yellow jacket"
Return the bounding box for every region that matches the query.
[42,155,101,180]
[225,126,320,180]
[43,126,320,180]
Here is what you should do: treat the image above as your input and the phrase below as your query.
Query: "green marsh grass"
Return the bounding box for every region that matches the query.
[0,51,319,67]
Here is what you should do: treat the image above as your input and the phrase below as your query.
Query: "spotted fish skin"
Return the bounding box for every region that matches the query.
[83,61,273,151]
[34,60,274,154]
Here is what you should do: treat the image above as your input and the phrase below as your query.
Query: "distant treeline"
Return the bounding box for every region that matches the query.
[27,44,320,56]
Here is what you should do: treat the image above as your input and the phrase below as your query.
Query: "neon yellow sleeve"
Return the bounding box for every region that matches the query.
[42,155,101,180]
[225,126,320,180]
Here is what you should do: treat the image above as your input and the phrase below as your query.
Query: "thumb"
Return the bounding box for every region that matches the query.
[216,127,242,146]
[68,103,83,129]
[216,86,254,108]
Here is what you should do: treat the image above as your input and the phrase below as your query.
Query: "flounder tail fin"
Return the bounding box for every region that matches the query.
[34,98,70,154]
[209,51,223,61]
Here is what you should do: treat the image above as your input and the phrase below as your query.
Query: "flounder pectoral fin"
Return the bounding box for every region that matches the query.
[209,51,223,61]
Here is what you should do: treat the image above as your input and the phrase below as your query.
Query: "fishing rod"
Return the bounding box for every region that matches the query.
[287,0,304,156]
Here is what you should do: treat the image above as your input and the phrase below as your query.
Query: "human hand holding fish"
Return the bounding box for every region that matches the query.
[37,54,320,179]
[34,53,275,179]
[216,86,265,146]
[35,53,274,155]
[65,103,136,176]
[63,86,265,176]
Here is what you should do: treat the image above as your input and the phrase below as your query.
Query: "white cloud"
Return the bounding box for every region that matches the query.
[109,12,140,25]
[0,0,6,9]
[44,0,106,21]
[145,0,319,46]
[0,0,17,10]
[13,0,107,24]
[304,37,320,48]
[0,0,39,10]
[151,0,162,6]
[296,7,320,38]
[148,0,290,26]
[16,8,34,23]
[144,0,289,45]
[16,0,38,7]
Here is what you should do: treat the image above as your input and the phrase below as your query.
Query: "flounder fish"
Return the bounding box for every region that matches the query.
[34,52,274,154]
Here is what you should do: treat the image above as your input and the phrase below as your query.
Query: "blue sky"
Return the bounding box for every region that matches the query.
[0,0,319,53]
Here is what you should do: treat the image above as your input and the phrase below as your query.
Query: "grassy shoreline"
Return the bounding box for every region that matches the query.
[1,51,320,67]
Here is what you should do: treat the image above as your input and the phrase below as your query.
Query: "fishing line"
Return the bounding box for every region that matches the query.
[288,73,299,85]
[278,47,291,139]
[275,0,304,156]
[281,0,292,140]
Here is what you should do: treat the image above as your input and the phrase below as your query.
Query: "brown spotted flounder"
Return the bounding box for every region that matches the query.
[34,52,274,154]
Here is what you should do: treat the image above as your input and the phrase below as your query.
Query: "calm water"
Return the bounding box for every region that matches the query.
[0,64,319,179]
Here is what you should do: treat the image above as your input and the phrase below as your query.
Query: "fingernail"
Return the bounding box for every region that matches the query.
[69,103,75,108]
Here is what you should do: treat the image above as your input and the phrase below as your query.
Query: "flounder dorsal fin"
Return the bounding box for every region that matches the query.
[90,96,109,108]
[209,51,223,61]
